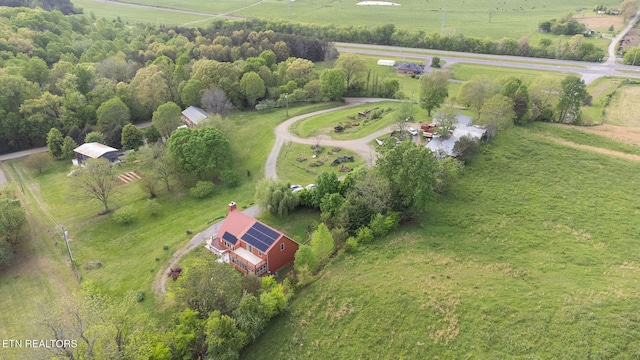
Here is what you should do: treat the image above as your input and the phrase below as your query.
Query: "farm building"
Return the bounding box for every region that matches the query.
[73,142,118,165]
[206,202,299,276]
[377,59,396,66]
[181,106,209,127]
[425,114,487,159]
[396,62,425,75]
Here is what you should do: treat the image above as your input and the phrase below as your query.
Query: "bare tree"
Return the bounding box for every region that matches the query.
[73,158,117,214]
[202,87,233,118]
[24,152,50,174]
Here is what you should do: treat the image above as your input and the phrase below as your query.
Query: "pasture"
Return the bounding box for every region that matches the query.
[243,123,640,359]
[73,0,624,40]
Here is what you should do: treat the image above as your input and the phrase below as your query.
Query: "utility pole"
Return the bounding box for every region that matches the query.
[441,4,447,34]
[61,225,74,264]
[285,93,289,117]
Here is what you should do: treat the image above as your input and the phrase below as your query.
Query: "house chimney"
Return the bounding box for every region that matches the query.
[228,201,237,212]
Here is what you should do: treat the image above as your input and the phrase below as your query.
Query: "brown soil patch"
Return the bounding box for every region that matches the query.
[572,124,640,147]
[579,15,624,32]
[545,134,640,161]
[619,27,640,53]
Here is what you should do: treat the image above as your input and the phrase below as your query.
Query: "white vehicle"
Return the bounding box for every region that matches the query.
[408,127,418,136]
[290,184,302,192]
[305,184,316,190]
[292,187,304,193]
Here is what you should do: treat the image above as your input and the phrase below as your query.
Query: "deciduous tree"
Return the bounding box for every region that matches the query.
[175,258,243,316]
[0,196,27,247]
[334,53,367,95]
[73,158,117,214]
[557,75,587,123]
[477,94,516,138]
[239,72,266,107]
[121,123,143,151]
[166,127,232,180]
[152,102,182,139]
[61,136,78,160]
[202,88,234,118]
[254,178,299,218]
[25,152,51,174]
[419,69,451,116]
[47,127,64,158]
[319,68,346,101]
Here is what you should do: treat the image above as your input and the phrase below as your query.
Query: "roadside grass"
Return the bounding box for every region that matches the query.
[448,63,574,83]
[277,142,365,185]
[0,103,342,318]
[242,124,640,359]
[603,84,640,127]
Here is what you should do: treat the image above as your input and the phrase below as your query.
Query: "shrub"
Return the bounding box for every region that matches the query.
[369,213,387,237]
[145,199,161,216]
[190,181,215,198]
[344,236,358,252]
[220,169,240,188]
[163,245,169,250]
[113,205,137,224]
[355,226,374,244]
[136,291,145,302]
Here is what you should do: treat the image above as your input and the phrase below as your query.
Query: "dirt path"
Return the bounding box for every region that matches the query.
[545,135,640,161]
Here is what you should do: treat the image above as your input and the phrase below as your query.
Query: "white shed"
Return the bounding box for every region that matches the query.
[377,59,396,67]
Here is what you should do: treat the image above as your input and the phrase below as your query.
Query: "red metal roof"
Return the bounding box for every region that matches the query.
[217,209,256,241]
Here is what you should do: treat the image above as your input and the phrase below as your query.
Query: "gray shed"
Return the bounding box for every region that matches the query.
[73,142,119,165]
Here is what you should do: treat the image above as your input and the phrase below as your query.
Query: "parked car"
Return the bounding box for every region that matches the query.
[290,184,302,192]
[305,184,316,190]
[408,127,418,136]
[292,187,304,193]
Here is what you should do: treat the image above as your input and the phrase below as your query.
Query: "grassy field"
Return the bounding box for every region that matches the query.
[242,123,640,358]
[448,63,576,83]
[75,0,624,40]
[277,142,365,185]
[603,84,640,127]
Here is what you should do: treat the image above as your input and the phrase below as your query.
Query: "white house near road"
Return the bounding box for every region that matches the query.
[425,114,487,159]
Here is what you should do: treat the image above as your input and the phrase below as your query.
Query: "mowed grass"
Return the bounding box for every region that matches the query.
[277,142,365,185]
[74,0,623,40]
[1,103,341,315]
[449,63,575,83]
[242,124,640,358]
[529,122,640,156]
[291,101,410,139]
[603,84,640,127]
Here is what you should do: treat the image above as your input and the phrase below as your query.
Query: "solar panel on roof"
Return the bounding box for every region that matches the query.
[242,232,270,252]
[222,231,237,244]
[253,222,280,240]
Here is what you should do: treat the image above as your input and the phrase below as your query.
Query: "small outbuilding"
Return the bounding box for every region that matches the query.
[73,142,118,165]
[181,106,209,128]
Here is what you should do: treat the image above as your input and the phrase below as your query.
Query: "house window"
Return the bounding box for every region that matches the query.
[280,243,285,251]
[247,244,253,253]
[258,250,262,257]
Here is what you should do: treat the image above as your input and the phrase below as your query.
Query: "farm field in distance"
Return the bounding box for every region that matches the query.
[73,0,624,40]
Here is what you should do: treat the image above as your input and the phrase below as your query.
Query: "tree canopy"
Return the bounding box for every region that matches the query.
[166,127,232,180]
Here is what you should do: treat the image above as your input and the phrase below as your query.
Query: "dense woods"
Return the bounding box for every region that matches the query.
[0,7,333,154]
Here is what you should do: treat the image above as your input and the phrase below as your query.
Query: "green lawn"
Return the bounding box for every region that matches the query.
[528,122,640,155]
[448,63,576,83]
[242,123,640,358]
[277,142,365,185]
